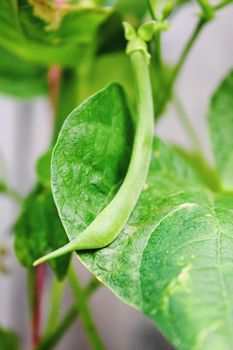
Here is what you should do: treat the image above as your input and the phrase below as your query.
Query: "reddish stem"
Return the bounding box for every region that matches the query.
[32,64,61,349]
[48,65,62,114]
[32,264,47,348]
[31,65,61,347]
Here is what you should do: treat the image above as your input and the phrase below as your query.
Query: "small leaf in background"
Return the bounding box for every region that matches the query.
[208,70,233,191]
[14,186,70,280]
[0,328,20,350]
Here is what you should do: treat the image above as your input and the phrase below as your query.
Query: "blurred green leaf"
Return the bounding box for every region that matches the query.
[0,0,110,67]
[208,70,233,191]
[0,328,20,350]
[15,186,70,280]
[20,1,111,44]
[0,47,47,98]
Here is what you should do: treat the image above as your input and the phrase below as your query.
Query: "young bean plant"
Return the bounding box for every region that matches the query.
[0,0,233,349]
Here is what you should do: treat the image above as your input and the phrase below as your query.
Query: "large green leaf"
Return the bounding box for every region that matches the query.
[79,142,233,350]
[51,83,133,239]
[51,83,233,349]
[208,70,233,191]
[0,328,20,350]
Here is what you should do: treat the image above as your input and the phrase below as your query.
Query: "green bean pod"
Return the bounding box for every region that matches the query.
[33,24,154,266]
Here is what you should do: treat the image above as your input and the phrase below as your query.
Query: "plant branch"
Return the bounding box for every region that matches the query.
[36,277,101,350]
[44,277,65,337]
[35,306,77,350]
[68,266,105,350]
[173,94,202,152]
[85,277,102,297]
[213,0,233,10]
[48,65,62,116]
[171,18,205,87]
[0,185,23,205]
[168,0,232,95]
[32,264,47,348]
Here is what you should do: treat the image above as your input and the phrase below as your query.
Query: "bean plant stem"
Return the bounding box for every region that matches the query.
[44,277,65,337]
[68,265,105,350]
[214,0,233,10]
[36,307,77,350]
[31,64,62,348]
[36,277,101,350]
[173,94,202,152]
[167,0,231,104]
[32,264,47,348]
[48,65,62,118]
[2,186,23,205]
[170,18,205,90]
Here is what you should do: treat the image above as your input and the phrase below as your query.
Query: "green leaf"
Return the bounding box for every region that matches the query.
[20,1,111,44]
[0,0,110,67]
[51,83,133,239]
[0,47,47,98]
[79,141,233,350]
[0,328,20,350]
[15,186,70,280]
[208,70,233,191]
[51,83,233,348]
